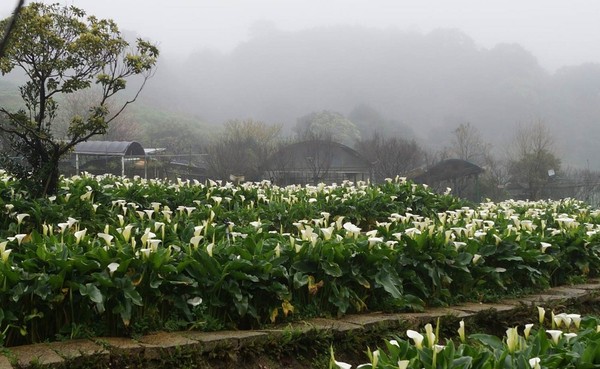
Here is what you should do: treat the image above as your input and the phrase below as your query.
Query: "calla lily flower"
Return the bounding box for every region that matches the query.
[107,262,119,276]
[568,314,581,329]
[407,330,424,349]
[334,360,352,369]
[458,320,466,343]
[425,323,435,348]
[564,333,577,343]
[506,327,519,353]
[187,297,203,307]
[540,242,552,253]
[321,227,334,240]
[97,233,114,246]
[524,323,534,339]
[343,222,361,238]
[74,229,87,244]
[13,234,27,245]
[529,357,541,369]
[190,236,203,249]
[546,330,563,345]
[538,307,545,325]
[16,213,29,225]
[1,249,11,263]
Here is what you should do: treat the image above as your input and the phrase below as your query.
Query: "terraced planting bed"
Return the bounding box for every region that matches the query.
[1,171,600,367]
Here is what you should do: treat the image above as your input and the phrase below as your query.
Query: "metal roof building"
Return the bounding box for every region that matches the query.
[73,141,146,177]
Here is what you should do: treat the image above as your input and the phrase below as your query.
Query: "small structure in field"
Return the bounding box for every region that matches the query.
[71,140,147,177]
[413,158,484,200]
[265,140,372,185]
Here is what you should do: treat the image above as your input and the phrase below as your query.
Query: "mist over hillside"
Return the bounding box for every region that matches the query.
[142,26,600,169]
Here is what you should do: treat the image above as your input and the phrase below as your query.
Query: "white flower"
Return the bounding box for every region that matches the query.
[343,222,361,238]
[529,357,541,369]
[398,360,410,369]
[546,330,563,345]
[425,323,435,348]
[568,314,581,329]
[524,323,534,339]
[16,213,29,225]
[334,360,352,369]
[321,227,334,241]
[538,307,545,325]
[458,320,466,342]
[1,249,11,263]
[564,333,577,343]
[407,330,424,349]
[540,242,552,253]
[506,327,519,353]
[13,234,27,245]
[107,262,119,276]
[74,229,87,244]
[187,296,203,307]
[97,233,114,246]
[121,225,134,243]
[274,243,281,257]
[190,236,203,249]
[368,237,383,247]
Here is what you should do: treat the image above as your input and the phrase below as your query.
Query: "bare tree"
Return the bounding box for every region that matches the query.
[355,132,425,182]
[447,122,490,166]
[302,138,334,185]
[508,120,561,199]
[204,119,282,181]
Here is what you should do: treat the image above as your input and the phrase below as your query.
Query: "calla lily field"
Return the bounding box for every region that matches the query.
[330,308,600,369]
[0,170,600,348]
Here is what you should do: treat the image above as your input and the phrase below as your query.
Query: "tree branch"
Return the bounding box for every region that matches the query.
[0,0,25,58]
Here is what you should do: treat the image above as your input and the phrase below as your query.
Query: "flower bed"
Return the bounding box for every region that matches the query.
[331,307,600,369]
[0,171,599,346]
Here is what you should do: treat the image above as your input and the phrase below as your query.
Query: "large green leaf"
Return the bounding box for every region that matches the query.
[79,283,103,304]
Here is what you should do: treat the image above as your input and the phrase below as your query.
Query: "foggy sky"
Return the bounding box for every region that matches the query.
[2,0,600,72]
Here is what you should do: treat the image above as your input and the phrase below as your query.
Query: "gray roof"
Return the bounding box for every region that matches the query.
[414,159,484,183]
[74,141,146,156]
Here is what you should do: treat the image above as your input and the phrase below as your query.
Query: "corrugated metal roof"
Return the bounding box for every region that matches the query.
[74,141,145,156]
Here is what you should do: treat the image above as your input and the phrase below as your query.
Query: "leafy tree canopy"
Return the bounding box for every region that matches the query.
[0,2,158,196]
[294,110,360,146]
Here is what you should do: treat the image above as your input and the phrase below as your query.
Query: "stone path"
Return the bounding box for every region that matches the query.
[3,282,600,368]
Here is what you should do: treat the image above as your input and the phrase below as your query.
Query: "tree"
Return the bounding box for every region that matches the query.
[205,119,282,181]
[56,89,142,142]
[355,133,425,182]
[508,120,561,199]
[293,110,360,145]
[447,122,490,166]
[0,3,158,196]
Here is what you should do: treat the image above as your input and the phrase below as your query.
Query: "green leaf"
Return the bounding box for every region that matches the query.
[375,267,402,299]
[79,283,103,304]
[470,333,503,350]
[321,260,343,277]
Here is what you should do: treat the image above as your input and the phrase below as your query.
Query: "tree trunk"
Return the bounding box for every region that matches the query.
[33,154,61,197]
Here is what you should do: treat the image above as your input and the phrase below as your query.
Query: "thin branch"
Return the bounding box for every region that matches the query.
[0,0,25,58]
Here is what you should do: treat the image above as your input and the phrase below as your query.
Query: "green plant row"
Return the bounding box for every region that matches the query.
[0,172,599,346]
[331,307,600,369]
